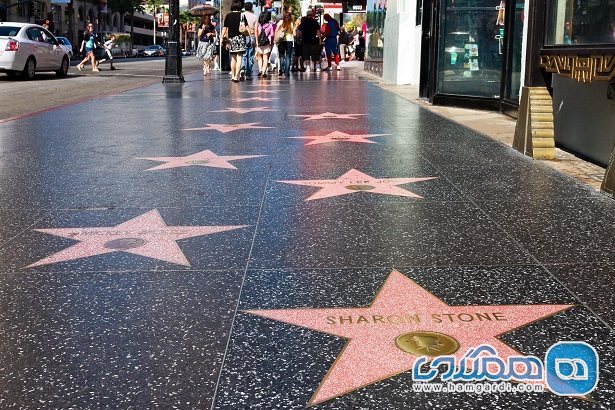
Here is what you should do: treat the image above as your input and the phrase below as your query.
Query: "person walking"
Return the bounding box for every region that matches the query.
[77,23,99,72]
[297,9,320,72]
[196,15,217,76]
[241,2,258,80]
[96,34,117,70]
[291,17,302,72]
[274,12,294,78]
[254,12,274,78]
[222,0,247,82]
[321,14,341,71]
[338,25,349,62]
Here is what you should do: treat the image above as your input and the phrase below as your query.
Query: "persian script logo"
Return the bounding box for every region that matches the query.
[412,342,599,396]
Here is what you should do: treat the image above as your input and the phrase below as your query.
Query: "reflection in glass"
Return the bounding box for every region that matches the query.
[437,0,504,98]
[506,0,525,102]
[546,0,615,45]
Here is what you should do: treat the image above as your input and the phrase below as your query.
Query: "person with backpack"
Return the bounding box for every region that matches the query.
[255,12,274,78]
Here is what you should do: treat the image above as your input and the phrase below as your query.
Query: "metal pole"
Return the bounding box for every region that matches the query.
[162,0,183,82]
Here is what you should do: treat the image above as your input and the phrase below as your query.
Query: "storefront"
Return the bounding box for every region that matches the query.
[419,0,526,114]
[535,0,615,189]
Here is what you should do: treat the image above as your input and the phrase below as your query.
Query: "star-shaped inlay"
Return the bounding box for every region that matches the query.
[182,123,273,133]
[290,112,367,120]
[288,131,390,145]
[212,107,274,114]
[233,97,279,102]
[245,269,573,405]
[277,169,437,201]
[137,149,266,170]
[242,90,280,94]
[27,209,248,267]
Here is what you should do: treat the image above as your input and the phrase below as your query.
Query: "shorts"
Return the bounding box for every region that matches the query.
[302,43,320,62]
[256,44,271,55]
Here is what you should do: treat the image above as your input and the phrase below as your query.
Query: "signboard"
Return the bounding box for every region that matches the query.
[343,0,367,13]
[156,12,169,28]
[50,0,71,4]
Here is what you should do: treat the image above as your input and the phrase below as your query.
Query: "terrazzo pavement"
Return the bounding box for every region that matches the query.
[0,68,613,409]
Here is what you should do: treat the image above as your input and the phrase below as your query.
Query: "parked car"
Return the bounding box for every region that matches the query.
[55,36,73,60]
[0,22,70,79]
[143,44,165,57]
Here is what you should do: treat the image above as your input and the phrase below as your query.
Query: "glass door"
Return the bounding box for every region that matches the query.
[436,0,505,98]
[502,0,525,103]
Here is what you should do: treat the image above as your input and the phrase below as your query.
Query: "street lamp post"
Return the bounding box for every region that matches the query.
[162,0,183,83]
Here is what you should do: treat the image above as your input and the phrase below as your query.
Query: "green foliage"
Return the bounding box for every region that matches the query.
[283,0,301,20]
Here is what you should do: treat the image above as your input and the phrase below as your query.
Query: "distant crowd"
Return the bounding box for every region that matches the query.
[196,1,366,81]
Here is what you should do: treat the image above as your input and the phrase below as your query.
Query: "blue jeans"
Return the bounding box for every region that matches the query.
[280,41,294,76]
[242,36,255,77]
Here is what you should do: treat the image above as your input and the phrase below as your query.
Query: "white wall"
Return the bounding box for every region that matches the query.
[382,0,422,85]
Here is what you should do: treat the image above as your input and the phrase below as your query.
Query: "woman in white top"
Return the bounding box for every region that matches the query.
[274,13,295,78]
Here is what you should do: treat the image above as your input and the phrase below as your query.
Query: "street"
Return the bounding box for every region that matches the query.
[0,57,203,122]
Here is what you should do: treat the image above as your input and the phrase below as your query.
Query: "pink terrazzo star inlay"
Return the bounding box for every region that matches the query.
[138,149,266,170]
[277,169,438,201]
[290,112,367,120]
[288,131,389,145]
[245,269,573,406]
[242,90,280,94]
[233,97,279,102]
[27,209,248,268]
[182,123,273,133]
[212,107,274,114]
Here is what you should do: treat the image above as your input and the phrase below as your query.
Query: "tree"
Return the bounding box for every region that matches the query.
[145,0,163,45]
[108,0,145,50]
[283,0,300,20]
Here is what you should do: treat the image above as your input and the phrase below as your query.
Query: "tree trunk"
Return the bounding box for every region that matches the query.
[130,12,134,50]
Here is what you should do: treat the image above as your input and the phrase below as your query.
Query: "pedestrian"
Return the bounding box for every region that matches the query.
[274,12,295,78]
[196,15,217,76]
[77,23,99,72]
[297,9,320,72]
[241,2,258,80]
[255,12,274,78]
[222,0,247,82]
[97,34,117,70]
[321,14,340,71]
[338,25,349,62]
[291,17,302,72]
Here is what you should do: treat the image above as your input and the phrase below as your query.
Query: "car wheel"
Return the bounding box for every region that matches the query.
[56,57,69,77]
[21,58,36,80]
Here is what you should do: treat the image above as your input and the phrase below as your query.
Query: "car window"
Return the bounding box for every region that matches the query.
[0,26,21,37]
[26,27,46,43]
[41,28,57,44]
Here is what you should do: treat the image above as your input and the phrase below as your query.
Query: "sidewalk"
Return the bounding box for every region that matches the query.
[0,67,612,408]
[351,63,607,191]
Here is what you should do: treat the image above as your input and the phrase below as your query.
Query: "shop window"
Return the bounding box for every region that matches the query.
[437,0,505,98]
[546,0,615,45]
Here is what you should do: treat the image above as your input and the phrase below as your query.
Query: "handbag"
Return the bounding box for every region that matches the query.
[239,13,251,36]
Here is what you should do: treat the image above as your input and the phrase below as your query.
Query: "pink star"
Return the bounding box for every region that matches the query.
[27,209,248,268]
[242,90,280,94]
[212,107,274,114]
[245,269,573,406]
[233,97,279,102]
[288,131,390,145]
[277,169,438,201]
[182,123,273,133]
[290,112,367,120]
[138,149,266,170]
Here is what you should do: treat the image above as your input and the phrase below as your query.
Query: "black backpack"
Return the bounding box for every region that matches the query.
[257,24,270,46]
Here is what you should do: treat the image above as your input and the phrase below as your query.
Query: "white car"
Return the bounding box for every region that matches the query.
[55,36,73,60]
[0,22,70,79]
